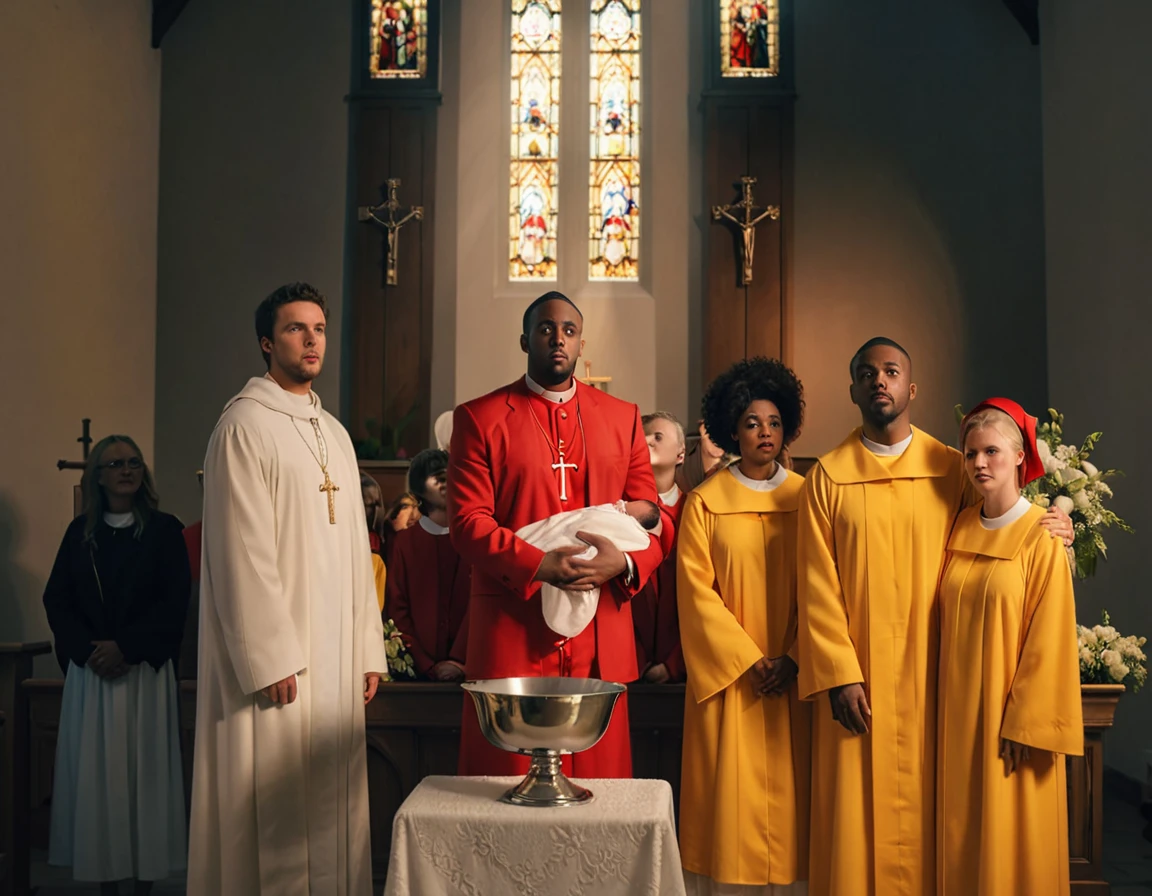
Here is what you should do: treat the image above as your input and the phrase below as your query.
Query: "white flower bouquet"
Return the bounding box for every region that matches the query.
[1024,409,1132,579]
[1078,610,1147,693]
[382,617,417,680]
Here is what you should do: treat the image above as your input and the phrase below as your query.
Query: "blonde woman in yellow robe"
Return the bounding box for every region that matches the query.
[937,398,1083,896]
[678,358,811,895]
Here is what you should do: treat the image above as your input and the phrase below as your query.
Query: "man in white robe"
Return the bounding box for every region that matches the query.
[188,282,389,896]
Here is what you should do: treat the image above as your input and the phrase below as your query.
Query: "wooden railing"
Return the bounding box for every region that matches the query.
[1,660,1123,895]
[0,644,51,896]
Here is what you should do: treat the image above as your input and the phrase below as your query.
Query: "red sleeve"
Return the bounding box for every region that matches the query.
[383,536,435,675]
[447,403,546,600]
[449,602,469,666]
[619,406,665,595]
[665,642,686,682]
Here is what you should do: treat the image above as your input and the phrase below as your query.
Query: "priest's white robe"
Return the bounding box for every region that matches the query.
[188,376,389,896]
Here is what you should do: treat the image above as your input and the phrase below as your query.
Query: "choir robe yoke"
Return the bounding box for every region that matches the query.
[677,467,811,887]
[937,502,1083,896]
[797,427,966,896]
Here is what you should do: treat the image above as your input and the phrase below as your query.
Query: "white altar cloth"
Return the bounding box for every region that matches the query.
[383,775,688,896]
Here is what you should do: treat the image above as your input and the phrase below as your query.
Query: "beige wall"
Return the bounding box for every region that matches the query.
[153,0,353,524]
[1042,0,1152,783]
[0,1,161,664]
[789,0,1048,456]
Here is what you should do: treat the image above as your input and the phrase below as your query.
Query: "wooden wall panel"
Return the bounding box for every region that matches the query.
[349,99,438,459]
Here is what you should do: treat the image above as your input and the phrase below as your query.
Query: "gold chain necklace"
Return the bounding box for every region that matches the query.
[292,417,340,524]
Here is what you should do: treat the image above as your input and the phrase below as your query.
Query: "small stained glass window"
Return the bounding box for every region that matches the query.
[510,0,562,280]
[719,1,780,78]
[369,0,428,80]
[588,0,640,281]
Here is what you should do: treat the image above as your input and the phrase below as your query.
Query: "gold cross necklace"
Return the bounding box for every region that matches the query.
[293,417,339,524]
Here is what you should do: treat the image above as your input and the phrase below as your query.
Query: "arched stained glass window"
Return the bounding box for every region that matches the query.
[369,0,429,79]
[588,0,640,281]
[720,1,780,78]
[510,0,562,280]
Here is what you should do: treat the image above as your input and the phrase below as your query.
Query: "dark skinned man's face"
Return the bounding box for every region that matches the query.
[520,299,583,387]
[848,344,916,428]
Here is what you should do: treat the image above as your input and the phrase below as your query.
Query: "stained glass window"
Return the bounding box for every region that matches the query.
[510,1,562,280]
[369,0,428,79]
[719,1,780,78]
[589,0,640,281]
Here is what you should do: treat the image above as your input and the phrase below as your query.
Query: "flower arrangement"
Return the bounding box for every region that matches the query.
[1023,409,1132,579]
[1078,610,1147,693]
[382,617,417,680]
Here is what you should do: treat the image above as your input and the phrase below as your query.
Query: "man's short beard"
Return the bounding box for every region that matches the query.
[531,357,578,387]
[283,359,321,383]
[863,402,903,429]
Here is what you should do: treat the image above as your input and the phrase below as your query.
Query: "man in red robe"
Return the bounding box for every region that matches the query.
[385,449,470,681]
[448,291,665,777]
[632,412,687,683]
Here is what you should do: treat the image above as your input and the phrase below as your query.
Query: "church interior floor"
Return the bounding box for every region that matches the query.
[26,791,1152,894]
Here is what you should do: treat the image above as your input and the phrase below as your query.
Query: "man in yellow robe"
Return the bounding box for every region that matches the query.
[797,338,1075,896]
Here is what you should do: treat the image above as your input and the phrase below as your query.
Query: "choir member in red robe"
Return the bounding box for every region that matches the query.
[385,449,470,681]
[632,412,687,683]
[448,291,665,777]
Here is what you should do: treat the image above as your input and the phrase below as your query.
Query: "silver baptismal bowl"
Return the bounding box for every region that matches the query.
[461,677,626,807]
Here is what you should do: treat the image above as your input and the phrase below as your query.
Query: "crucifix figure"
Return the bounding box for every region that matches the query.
[319,472,340,525]
[552,439,578,502]
[711,176,781,286]
[358,178,424,286]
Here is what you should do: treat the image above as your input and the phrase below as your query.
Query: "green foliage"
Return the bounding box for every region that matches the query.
[354,401,419,460]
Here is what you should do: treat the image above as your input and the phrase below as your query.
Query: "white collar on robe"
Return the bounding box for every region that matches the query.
[103,511,134,529]
[217,373,322,421]
[728,462,788,492]
[419,516,449,536]
[658,483,681,507]
[980,495,1032,530]
[525,374,576,404]
[861,430,913,457]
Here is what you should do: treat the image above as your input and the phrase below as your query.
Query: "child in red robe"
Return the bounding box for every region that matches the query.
[632,412,687,683]
[384,449,470,681]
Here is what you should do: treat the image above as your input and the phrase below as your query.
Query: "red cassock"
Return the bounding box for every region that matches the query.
[631,491,686,681]
[183,520,203,584]
[384,522,471,676]
[448,377,664,777]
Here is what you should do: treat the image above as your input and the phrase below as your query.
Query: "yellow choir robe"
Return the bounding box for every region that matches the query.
[797,427,967,896]
[937,502,1083,896]
[677,467,811,886]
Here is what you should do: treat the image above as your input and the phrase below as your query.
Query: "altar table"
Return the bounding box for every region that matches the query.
[383,775,688,896]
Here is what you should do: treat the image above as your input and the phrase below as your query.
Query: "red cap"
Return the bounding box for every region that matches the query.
[962,397,1045,486]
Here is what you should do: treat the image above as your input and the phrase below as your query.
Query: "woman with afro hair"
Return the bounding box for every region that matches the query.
[677,357,812,894]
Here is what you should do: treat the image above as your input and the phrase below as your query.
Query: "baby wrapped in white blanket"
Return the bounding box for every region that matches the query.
[516,501,660,638]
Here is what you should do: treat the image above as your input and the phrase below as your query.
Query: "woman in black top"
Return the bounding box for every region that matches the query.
[43,435,190,895]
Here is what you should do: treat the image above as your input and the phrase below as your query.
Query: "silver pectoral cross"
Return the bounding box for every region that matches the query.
[552,440,578,502]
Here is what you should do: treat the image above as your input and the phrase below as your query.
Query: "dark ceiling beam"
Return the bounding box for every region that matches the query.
[1002,0,1040,45]
[152,0,192,49]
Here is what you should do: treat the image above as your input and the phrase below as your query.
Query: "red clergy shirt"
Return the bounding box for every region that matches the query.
[448,377,664,777]
[384,520,471,676]
[632,489,687,681]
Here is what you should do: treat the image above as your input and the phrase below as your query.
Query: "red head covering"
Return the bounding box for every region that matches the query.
[962,397,1045,486]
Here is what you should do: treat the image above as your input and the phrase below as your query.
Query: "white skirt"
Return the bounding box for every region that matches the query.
[684,870,808,895]
[48,660,187,881]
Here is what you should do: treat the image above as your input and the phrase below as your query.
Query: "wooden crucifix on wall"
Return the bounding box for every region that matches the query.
[358,178,424,287]
[712,176,780,286]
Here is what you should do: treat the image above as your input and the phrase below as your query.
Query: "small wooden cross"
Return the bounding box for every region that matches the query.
[319,471,340,524]
[552,439,578,502]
